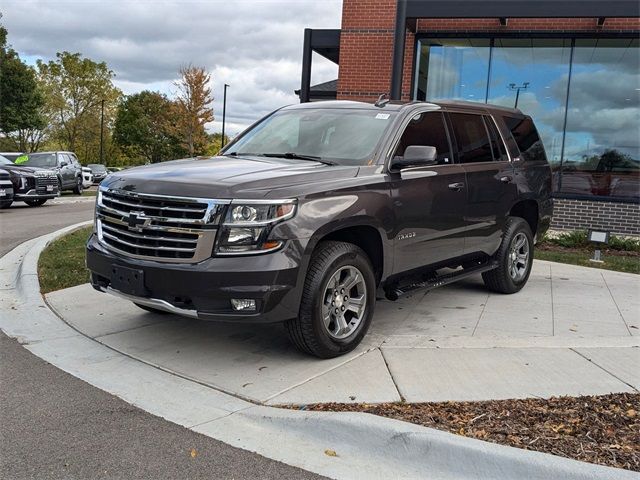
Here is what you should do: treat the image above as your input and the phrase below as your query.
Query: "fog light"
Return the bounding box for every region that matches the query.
[231,299,256,311]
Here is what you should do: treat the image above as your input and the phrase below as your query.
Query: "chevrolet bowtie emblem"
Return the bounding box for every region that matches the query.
[127,211,151,232]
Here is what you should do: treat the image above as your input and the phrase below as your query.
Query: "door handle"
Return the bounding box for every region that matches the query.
[448,182,465,191]
[500,176,513,183]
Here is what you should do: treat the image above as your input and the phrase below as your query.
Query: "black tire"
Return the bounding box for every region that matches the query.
[24,198,47,207]
[73,176,83,195]
[285,241,376,359]
[0,201,12,209]
[482,217,534,294]
[57,177,63,194]
[134,303,170,315]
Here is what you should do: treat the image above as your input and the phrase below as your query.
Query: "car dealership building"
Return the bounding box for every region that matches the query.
[300,0,640,235]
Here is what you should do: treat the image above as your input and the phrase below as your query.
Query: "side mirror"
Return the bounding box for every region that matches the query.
[59,161,68,167]
[392,145,438,170]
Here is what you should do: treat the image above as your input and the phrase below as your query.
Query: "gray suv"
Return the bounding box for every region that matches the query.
[87,100,553,358]
[17,151,84,194]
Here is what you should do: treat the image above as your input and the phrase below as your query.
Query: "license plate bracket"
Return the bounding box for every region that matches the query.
[110,265,147,297]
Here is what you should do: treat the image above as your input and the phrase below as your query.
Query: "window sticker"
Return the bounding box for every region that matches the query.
[375,113,390,120]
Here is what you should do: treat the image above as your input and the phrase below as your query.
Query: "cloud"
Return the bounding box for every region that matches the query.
[1,0,342,136]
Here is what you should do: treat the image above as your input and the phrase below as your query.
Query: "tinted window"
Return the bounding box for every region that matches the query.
[484,116,509,162]
[503,115,546,163]
[449,113,493,163]
[393,112,452,165]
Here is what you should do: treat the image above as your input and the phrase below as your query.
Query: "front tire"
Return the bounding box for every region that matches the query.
[286,241,376,359]
[482,217,534,294]
[24,198,47,207]
[0,201,12,209]
[73,176,83,195]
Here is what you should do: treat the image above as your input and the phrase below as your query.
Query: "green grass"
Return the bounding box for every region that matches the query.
[38,226,93,294]
[535,249,640,274]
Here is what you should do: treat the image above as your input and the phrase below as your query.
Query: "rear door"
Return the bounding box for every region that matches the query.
[447,112,517,257]
[389,110,467,274]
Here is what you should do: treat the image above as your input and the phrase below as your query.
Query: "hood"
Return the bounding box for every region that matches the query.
[1,164,51,176]
[100,155,361,199]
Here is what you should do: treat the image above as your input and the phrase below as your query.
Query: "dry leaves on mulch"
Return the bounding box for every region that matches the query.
[297,393,640,471]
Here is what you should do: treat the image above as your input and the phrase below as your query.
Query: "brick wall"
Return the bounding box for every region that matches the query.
[551,199,640,236]
[336,5,640,102]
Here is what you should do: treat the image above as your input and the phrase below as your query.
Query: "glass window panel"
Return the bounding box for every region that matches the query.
[562,39,640,199]
[416,38,490,102]
[487,38,571,179]
[393,112,452,165]
[450,113,493,163]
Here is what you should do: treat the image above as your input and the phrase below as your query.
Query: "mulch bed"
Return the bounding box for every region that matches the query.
[297,393,640,471]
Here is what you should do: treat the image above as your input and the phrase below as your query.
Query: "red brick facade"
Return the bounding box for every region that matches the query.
[336,0,640,102]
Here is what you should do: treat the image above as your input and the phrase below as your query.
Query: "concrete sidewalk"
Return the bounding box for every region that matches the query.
[46,260,640,405]
[2,224,637,480]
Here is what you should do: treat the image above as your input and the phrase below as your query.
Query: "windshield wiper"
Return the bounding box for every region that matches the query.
[261,152,337,166]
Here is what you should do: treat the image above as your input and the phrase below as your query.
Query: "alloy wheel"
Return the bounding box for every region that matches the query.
[321,265,367,340]
[508,232,530,282]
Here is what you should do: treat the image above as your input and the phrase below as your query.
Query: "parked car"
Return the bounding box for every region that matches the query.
[17,151,84,194]
[81,167,94,189]
[0,168,14,208]
[86,100,553,358]
[87,163,109,184]
[0,154,59,208]
[0,152,24,162]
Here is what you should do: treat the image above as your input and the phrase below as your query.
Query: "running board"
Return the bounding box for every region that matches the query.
[384,261,499,301]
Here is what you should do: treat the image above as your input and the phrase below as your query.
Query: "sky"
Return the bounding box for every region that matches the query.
[1,0,342,137]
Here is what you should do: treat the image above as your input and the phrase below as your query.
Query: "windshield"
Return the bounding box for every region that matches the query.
[88,164,107,173]
[224,108,397,166]
[0,155,12,165]
[22,153,57,168]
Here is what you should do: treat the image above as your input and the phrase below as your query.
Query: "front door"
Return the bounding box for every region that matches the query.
[390,111,467,274]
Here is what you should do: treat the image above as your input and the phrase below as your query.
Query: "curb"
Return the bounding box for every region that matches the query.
[0,224,636,480]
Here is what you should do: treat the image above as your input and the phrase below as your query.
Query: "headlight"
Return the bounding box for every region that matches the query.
[216,200,296,254]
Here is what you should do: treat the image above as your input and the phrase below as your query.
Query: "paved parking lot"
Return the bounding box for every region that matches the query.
[47,260,640,405]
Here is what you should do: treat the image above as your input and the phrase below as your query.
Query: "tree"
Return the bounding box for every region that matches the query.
[0,23,46,152]
[36,52,121,155]
[205,132,230,156]
[114,91,186,163]
[172,65,214,157]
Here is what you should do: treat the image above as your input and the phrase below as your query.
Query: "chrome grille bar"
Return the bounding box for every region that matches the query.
[96,187,229,263]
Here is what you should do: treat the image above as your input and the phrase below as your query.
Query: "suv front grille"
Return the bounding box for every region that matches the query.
[96,188,228,263]
[34,171,58,193]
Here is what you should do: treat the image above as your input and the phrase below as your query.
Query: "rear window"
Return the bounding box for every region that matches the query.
[503,116,547,163]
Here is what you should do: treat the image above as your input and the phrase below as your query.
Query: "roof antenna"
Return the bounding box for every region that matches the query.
[374,93,390,108]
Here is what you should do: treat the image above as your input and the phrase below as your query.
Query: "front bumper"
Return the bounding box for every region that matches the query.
[14,188,59,200]
[86,234,306,323]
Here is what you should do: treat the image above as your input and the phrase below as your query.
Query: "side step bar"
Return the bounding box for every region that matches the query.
[384,261,499,301]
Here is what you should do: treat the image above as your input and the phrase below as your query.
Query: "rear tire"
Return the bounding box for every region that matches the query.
[134,303,170,315]
[285,241,376,359]
[25,198,47,207]
[0,201,12,209]
[482,217,534,294]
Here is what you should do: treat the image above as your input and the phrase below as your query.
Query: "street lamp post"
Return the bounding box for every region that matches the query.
[99,99,105,165]
[508,82,530,109]
[221,84,229,149]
